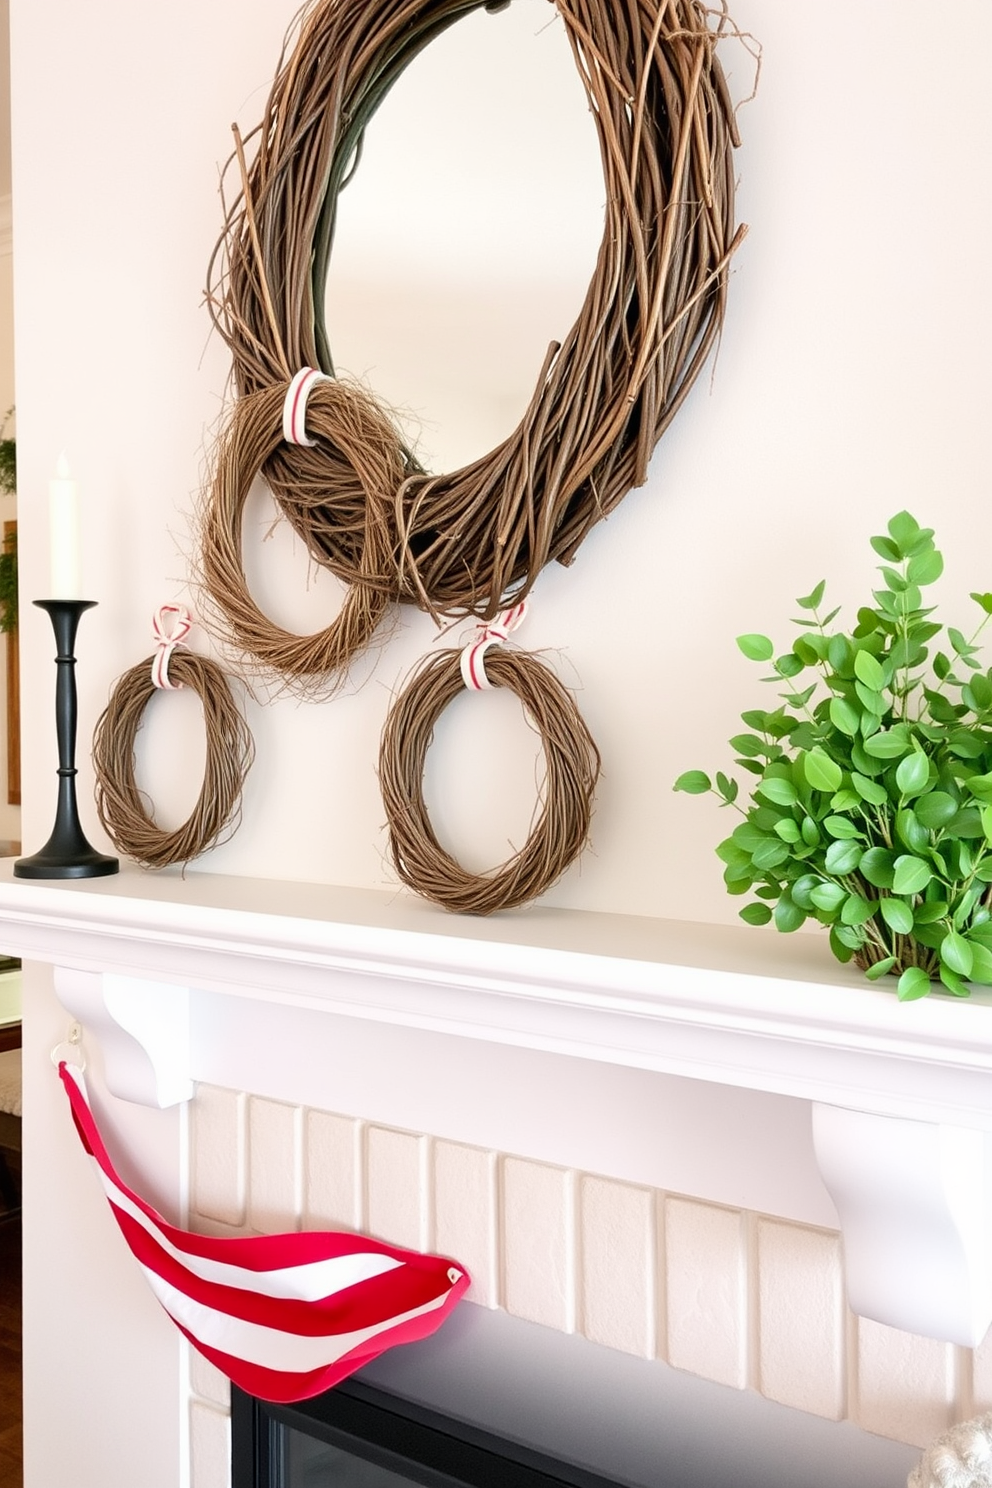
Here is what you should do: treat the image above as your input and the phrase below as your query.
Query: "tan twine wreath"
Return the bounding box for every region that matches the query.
[93,649,255,869]
[379,625,601,914]
[202,0,746,683]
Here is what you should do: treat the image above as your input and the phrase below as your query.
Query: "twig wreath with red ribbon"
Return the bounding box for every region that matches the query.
[379,605,600,914]
[201,0,745,683]
[92,607,255,868]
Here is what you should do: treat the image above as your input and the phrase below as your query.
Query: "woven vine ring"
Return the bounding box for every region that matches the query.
[378,646,600,914]
[207,0,745,627]
[200,382,401,685]
[93,650,254,869]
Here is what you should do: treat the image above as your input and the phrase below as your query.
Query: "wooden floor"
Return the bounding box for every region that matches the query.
[0,1214,21,1488]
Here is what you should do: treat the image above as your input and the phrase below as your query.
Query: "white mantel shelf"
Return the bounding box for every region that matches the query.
[4,858,992,1346]
[1,858,990,1128]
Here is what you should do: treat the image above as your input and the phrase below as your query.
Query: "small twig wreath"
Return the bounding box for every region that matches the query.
[378,632,600,914]
[203,0,745,679]
[93,648,255,869]
[198,382,401,684]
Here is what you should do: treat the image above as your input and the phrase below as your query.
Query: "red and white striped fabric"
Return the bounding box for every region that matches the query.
[59,1061,470,1402]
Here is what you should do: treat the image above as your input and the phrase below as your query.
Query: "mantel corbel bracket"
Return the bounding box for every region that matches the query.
[54,966,193,1108]
[812,1101,992,1348]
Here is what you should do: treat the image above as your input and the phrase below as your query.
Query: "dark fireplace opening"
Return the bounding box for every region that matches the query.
[229,1306,921,1488]
[231,1376,628,1488]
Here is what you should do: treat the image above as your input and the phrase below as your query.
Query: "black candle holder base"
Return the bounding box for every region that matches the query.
[14,600,120,881]
[14,845,119,880]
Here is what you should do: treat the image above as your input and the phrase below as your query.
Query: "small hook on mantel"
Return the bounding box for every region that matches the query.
[51,1020,86,1072]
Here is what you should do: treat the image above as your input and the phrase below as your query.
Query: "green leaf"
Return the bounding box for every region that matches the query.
[914,900,948,924]
[966,941,992,985]
[729,733,766,758]
[757,777,799,807]
[737,634,774,662]
[715,772,739,805]
[914,791,959,830]
[740,710,769,731]
[893,808,927,855]
[860,847,897,889]
[895,751,930,797]
[828,926,855,963]
[851,772,889,806]
[948,807,986,838]
[897,966,932,1001]
[801,817,821,848]
[824,815,862,839]
[854,681,887,716]
[888,511,921,552]
[982,804,992,844]
[773,817,801,843]
[824,839,863,875]
[828,697,860,737]
[804,748,843,793]
[833,923,867,950]
[751,838,791,871]
[879,897,914,935]
[865,956,896,980]
[892,855,932,896]
[907,548,944,586]
[967,674,992,711]
[940,930,974,978]
[853,650,885,690]
[773,896,806,933]
[948,730,986,759]
[938,965,970,996]
[739,902,773,926]
[827,635,853,674]
[949,627,974,658]
[964,771,992,803]
[971,592,992,616]
[674,771,712,794]
[775,653,804,679]
[841,893,875,926]
[791,874,820,910]
[717,839,749,867]
[863,728,912,760]
[953,884,983,930]
[870,535,901,563]
[809,881,847,912]
[796,580,826,611]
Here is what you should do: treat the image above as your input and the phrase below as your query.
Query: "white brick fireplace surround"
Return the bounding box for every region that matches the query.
[3,862,992,1486]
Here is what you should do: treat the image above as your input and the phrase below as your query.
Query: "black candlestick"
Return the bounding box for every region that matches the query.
[14,600,119,879]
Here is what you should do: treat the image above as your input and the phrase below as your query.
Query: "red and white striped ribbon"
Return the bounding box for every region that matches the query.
[150,604,193,690]
[282,367,330,447]
[459,600,528,691]
[57,1061,469,1403]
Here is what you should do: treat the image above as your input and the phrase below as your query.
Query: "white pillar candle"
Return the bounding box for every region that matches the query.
[49,453,81,598]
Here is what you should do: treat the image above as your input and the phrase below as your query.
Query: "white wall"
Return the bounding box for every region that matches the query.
[7,2,991,1485]
[7,0,988,925]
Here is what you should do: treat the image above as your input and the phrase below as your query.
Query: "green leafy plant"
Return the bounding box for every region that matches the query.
[674,512,992,1000]
[0,408,14,498]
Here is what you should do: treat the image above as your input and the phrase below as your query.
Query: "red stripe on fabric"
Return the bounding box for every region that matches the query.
[172,1269,470,1403]
[111,1204,456,1337]
[59,1062,471,1403]
[61,1065,447,1279]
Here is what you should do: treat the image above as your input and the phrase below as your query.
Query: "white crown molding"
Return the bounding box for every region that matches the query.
[1,861,990,1128]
